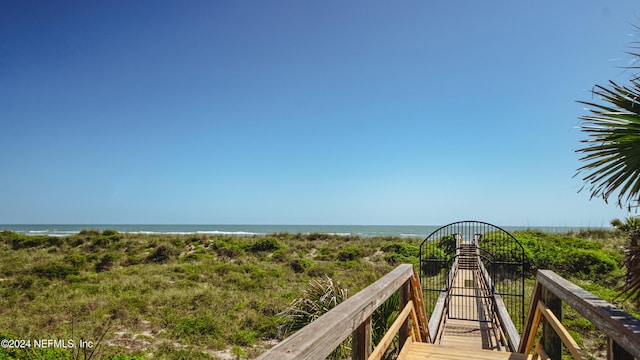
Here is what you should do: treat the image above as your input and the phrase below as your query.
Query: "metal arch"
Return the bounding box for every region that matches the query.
[419,220,526,333]
[419,220,526,251]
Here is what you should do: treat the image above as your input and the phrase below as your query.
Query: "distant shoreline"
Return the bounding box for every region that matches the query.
[0,224,611,238]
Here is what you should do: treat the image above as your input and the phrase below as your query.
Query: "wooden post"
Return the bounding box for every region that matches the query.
[352,316,371,360]
[541,286,562,360]
[608,337,634,360]
[399,281,410,344]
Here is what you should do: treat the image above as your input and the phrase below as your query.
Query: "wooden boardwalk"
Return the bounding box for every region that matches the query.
[434,243,505,350]
[257,252,640,360]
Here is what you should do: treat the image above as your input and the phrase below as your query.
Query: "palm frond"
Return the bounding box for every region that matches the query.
[576,79,640,209]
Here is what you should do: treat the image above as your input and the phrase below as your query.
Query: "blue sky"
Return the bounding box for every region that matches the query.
[1,1,639,226]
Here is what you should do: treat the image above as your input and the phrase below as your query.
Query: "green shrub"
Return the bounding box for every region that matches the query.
[0,230,15,243]
[13,276,35,289]
[336,246,364,261]
[271,248,288,262]
[306,232,331,241]
[230,329,257,346]
[174,316,222,340]
[92,234,120,247]
[171,237,185,247]
[250,237,282,252]
[381,242,420,257]
[146,245,177,263]
[102,229,120,237]
[381,242,420,264]
[96,253,117,272]
[384,253,418,265]
[64,254,87,269]
[514,231,620,277]
[317,246,336,260]
[562,249,618,276]
[8,234,59,249]
[289,258,313,273]
[32,264,79,279]
[211,239,245,258]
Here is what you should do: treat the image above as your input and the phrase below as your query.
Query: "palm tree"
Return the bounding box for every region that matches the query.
[576,60,640,302]
[610,218,640,302]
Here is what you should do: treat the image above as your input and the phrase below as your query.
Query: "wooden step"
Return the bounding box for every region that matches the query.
[398,341,539,360]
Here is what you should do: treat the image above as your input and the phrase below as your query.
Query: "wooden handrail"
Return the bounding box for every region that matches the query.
[522,300,586,360]
[519,270,640,359]
[427,290,447,342]
[256,264,429,360]
[368,301,420,360]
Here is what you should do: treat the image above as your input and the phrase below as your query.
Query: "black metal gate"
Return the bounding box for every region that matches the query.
[419,221,525,332]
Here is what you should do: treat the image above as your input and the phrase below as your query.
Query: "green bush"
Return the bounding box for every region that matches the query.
[92,234,120,247]
[8,233,60,249]
[250,237,282,252]
[13,276,35,289]
[316,246,336,260]
[514,231,620,277]
[230,329,257,346]
[290,258,313,273]
[381,242,420,264]
[337,246,364,261]
[171,237,185,247]
[306,232,331,241]
[271,248,288,262]
[32,264,79,279]
[381,242,420,257]
[211,239,245,258]
[562,249,618,276]
[146,245,176,263]
[102,229,120,237]
[174,316,222,340]
[64,254,87,269]
[96,253,117,272]
[384,253,418,265]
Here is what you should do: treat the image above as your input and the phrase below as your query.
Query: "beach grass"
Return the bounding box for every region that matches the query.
[0,229,637,359]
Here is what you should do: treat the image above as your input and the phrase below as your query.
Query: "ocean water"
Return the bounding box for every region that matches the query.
[0,224,601,238]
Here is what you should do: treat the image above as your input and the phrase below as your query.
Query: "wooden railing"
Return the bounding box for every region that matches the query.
[256,264,429,360]
[518,270,640,360]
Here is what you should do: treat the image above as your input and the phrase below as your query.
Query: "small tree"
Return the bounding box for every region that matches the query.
[611,218,640,302]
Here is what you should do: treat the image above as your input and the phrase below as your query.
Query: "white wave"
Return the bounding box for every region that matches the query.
[400,233,422,238]
[196,231,262,236]
[128,231,196,235]
[124,230,261,236]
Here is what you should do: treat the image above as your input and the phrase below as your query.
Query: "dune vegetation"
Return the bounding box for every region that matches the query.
[0,228,637,359]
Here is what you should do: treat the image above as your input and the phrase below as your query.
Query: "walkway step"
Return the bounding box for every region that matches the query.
[398,341,538,360]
